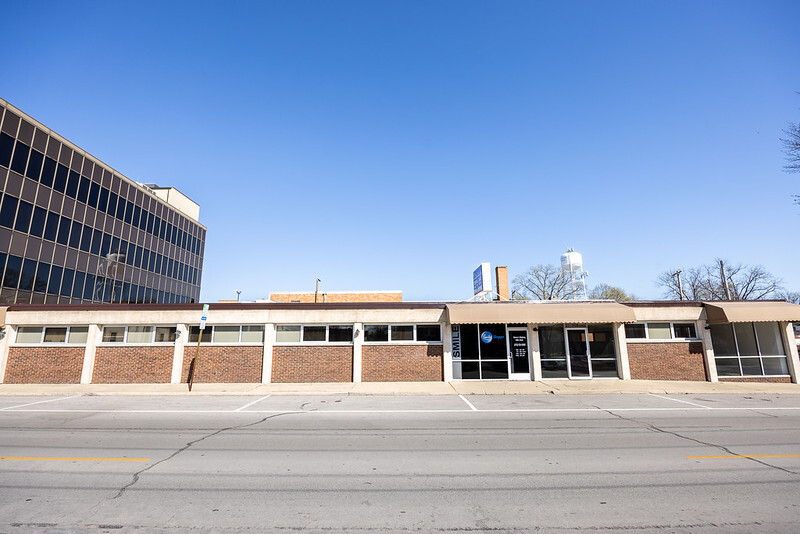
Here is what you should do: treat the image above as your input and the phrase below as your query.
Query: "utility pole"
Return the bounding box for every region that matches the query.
[673,270,685,300]
[314,278,321,303]
[719,260,733,300]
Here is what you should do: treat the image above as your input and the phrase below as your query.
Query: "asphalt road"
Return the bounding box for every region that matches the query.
[1,393,800,533]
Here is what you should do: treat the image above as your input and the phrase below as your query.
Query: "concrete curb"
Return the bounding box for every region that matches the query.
[0,380,798,396]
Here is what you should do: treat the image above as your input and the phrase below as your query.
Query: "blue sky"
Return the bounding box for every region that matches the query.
[2,1,799,301]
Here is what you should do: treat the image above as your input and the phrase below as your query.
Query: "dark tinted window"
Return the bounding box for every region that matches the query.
[29,206,47,237]
[34,262,49,292]
[54,164,68,192]
[3,254,22,288]
[43,211,58,241]
[14,200,33,233]
[65,171,79,198]
[26,149,43,181]
[0,195,18,228]
[19,259,36,291]
[69,221,82,248]
[88,182,99,208]
[40,157,56,187]
[98,187,109,212]
[60,268,74,297]
[91,229,102,255]
[77,177,90,204]
[0,132,13,167]
[83,273,95,300]
[123,200,133,224]
[108,192,118,216]
[10,141,29,174]
[417,325,442,342]
[56,216,71,245]
[72,271,85,299]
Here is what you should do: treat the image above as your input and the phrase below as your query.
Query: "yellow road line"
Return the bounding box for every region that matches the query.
[0,456,149,462]
[687,454,800,459]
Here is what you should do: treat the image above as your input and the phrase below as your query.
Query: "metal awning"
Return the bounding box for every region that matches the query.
[446,302,636,325]
[703,301,800,324]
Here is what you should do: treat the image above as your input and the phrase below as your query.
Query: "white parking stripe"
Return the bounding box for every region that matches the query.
[0,395,82,411]
[234,395,271,412]
[458,395,478,411]
[647,393,713,409]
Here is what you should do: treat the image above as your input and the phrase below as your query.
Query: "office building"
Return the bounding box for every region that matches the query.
[0,98,205,304]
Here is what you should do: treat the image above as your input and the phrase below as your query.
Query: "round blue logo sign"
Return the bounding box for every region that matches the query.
[481,331,493,343]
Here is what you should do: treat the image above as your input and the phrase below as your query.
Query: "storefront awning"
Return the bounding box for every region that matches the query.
[703,301,800,324]
[445,302,636,325]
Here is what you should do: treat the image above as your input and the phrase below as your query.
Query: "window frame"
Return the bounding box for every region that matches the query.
[14,325,89,345]
[710,322,789,377]
[363,324,443,344]
[100,325,178,344]
[274,325,354,345]
[187,324,265,344]
[624,321,699,342]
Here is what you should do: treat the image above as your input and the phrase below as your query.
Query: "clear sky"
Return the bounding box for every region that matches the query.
[2,1,799,302]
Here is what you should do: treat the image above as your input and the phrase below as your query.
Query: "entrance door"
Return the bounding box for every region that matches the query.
[566,328,592,379]
[508,328,531,380]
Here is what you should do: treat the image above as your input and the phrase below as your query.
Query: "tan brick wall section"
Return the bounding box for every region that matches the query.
[272,346,353,383]
[181,346,263,383]
[92,346,174,384]
[627,342,707,381]
[719,376,793,383]
[362,345,444,382]
[4,347,84,384]
[269,292,402,303]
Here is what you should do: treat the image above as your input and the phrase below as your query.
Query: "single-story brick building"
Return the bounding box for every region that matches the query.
[0,299,798,385]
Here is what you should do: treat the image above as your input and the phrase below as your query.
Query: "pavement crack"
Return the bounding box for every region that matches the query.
[603,408,800,477]
[112,412,292,500]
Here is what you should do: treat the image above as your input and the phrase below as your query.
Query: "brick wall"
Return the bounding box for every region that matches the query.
[362,345,444,382]
[627,342,707,381]
[3,347,84,383]
[719,376,793,383]
[92,346,173,383]
[271,346,353,383]
[181,346,263,383]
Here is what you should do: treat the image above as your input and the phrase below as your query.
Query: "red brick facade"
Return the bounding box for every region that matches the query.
[271,346,353,383]
[3,346,84,384]
[362,344,444,382]
[92,346,174,384]
[719,376,793,383]
[627,342,707,381]
[180,346,264,383]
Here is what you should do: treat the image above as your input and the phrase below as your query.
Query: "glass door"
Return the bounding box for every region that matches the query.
[507,328,530,380]
[566,328,592,379]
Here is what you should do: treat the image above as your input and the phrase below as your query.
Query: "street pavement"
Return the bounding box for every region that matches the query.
[1,392,800,532]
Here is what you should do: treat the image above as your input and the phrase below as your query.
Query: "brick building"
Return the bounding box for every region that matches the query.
[0,299,798,385]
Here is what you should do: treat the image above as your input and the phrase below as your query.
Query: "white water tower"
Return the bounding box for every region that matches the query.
[560,248,588,300]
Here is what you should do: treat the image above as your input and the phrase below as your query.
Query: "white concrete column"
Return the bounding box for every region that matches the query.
[171,323,187,384]
[352,322,363,383]
[614,323,631,380]
[0,325,16,384]
[781,322,800,384]
[80,324,101,384]
[262,323,275,384]
[698,319,718,382]
[442,321,453,382]
[529,324,542,381]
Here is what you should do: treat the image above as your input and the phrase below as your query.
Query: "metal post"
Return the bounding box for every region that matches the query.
[674,270,685,300]
[720,260,732,300]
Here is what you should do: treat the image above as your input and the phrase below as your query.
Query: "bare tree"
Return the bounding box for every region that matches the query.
[588,283,634,301]
[782,119,800,174]
[781,291,800,304]
[657,260,783,300]
[511,264,578,300]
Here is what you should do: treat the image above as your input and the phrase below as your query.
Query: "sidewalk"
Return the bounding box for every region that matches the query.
[0,379,798,396]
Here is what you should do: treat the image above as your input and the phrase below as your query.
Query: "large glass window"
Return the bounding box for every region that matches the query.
[539,325,567,378]
[710,322,788,376]
[452,324,509,380]
[15,326,89,344]
[625,322,698,340]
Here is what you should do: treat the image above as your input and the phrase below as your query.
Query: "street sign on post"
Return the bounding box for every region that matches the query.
[188,304,210,391]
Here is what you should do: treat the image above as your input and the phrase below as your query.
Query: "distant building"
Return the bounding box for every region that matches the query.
[0,98,205,304]
[269,291,402,303]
